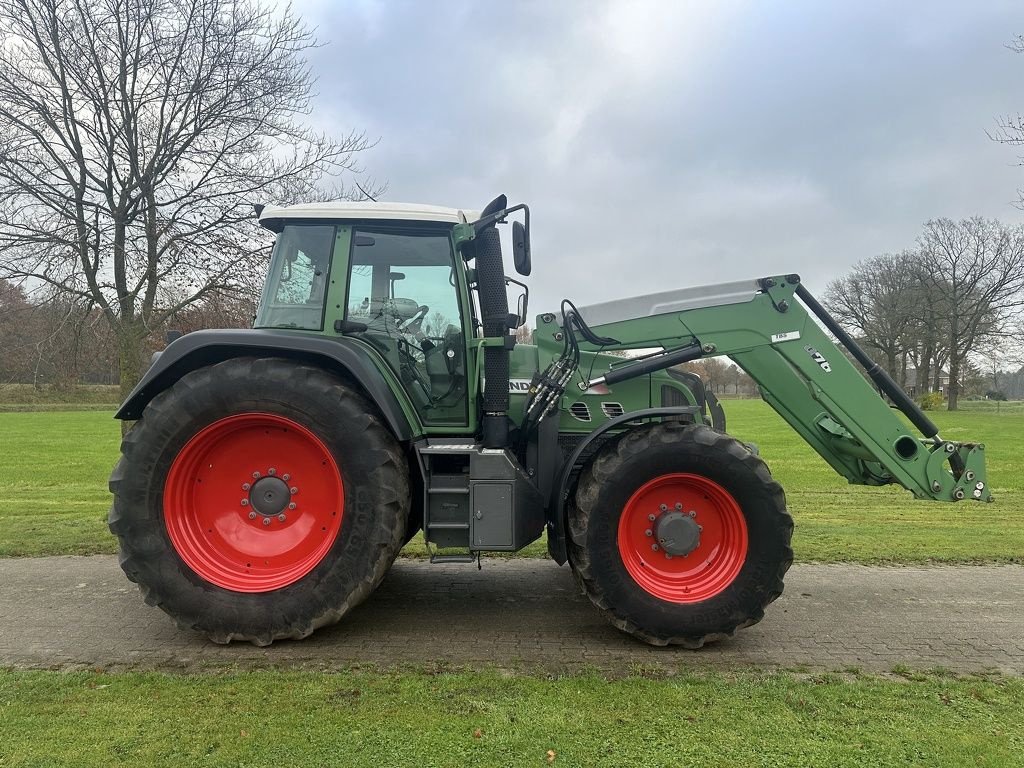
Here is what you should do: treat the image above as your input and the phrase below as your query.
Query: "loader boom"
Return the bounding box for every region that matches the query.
[567,274,989,503]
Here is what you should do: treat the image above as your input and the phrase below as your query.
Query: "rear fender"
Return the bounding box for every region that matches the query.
[115,329,416,441]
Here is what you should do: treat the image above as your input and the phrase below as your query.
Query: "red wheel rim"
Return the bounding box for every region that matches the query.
[617,473,748,603]
[163,413,344,592]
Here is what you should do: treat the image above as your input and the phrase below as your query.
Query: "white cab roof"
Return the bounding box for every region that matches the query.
[258,201,479,226]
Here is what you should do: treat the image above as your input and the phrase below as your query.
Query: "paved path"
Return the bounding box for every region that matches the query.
[0,556,1021,675]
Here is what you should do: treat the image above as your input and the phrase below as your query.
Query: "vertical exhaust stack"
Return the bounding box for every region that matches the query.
[469,226,514,448]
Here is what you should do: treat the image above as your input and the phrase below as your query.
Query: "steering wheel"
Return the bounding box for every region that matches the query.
[397,304,430,334]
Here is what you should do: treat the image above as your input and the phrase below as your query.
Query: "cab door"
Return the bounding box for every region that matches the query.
[344,226,469,426]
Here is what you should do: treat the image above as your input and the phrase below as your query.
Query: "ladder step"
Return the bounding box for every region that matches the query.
[427,487,470,495]
[429,553,476,564]
[426,522,470,530]
[419,445,477,455]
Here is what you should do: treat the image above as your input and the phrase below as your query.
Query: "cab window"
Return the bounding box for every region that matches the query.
[255,224,335,330]
[346,228,467,425]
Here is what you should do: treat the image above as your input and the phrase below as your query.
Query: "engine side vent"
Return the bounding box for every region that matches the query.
[601,402,625,419]
[661,385,688,406]
[569,402,591,422]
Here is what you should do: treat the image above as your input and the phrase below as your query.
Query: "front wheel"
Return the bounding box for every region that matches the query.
[108,357,410,645]
[567,422,793,647]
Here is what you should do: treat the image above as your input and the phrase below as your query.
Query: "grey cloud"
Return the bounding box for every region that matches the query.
[296,0,1024,315]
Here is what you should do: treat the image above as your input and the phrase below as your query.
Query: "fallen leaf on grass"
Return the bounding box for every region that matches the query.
[473,729,482,739]
[546,749,556,763]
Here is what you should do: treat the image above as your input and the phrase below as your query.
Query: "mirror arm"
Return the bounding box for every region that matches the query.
[471,203,530,235]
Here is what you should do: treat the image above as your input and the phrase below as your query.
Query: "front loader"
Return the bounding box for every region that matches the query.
[109,195,991,647]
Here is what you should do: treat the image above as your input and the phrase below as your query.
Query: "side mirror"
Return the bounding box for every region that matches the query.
[512,220,531,276]
[505,276,529,329]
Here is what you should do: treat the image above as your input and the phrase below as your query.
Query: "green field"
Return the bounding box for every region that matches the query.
[0,401,1021,561]
[0,668,1021,767]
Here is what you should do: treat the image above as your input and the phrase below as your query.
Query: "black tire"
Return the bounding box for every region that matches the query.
[108,357,410,645]
[567,422,792,647]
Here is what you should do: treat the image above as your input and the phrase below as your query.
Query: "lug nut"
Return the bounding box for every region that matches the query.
[252,471,261,479]
[675,502,682,511]
[645,529,653,537]
[648,514,656,522]
[651,544,660,551]
[665,553,673,560]
[248,511,257,520]
[242,482,251,491]
[277,513,287,522]
[698,525,703,532]
[973,489,982,498]
[268,468,276,476]
[240,499,248,506]
[290,487,298,495]
[954,489,965,500]
[659,504,668,512]
[976,482,985,491]
[262,518,271,526]
[965,471,975,481]
[688,511,696,518]
[288,502,297,510]
[282,474,290,481]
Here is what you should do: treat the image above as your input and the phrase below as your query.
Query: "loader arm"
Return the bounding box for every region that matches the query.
[572,275,989,503]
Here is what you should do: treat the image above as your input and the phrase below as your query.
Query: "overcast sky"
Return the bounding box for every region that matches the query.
[294,0,1023,315]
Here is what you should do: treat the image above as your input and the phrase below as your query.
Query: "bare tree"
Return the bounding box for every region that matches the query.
[992,35,1024,207]
[917,218,1024,409]
[824,252,924,385]
[0,0,378,405]
[681,357,727,395]
[0,279,39,383]
[514,323,534,345]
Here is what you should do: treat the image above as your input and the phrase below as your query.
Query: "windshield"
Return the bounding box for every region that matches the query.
[255,224,335,330]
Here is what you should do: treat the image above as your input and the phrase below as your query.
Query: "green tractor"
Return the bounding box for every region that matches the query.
[109,195,991,647]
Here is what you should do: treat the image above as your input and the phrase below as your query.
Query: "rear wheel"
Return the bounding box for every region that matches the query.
[567,422,792,647]
[109,357,410,645]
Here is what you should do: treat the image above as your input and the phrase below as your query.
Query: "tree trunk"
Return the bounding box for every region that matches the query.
[947,354,960,411]
[117,323,148,435]
[919,350,932,396]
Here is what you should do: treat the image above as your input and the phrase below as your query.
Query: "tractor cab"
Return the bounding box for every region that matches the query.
[255,198,530,434]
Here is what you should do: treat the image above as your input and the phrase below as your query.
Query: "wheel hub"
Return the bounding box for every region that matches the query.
[654,510,701,556]
[249,476,290,516]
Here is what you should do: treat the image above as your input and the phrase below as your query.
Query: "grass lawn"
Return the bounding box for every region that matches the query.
[0,383,120,412]
[0,401,1022,562]
[1,668,1021,767]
